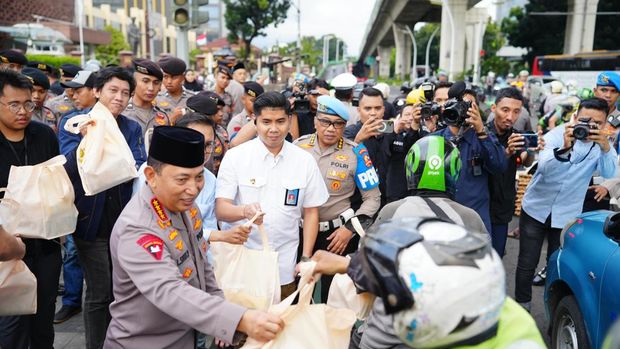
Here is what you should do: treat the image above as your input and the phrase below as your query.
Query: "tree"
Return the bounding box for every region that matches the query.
[481,21,510,77]
[413,23,440,75]
[223,0,290,62]
[95,26,131,66]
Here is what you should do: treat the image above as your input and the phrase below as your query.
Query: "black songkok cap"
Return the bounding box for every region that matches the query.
[243,81,264,97]
[133,58,163,80]
[186,94,219,116]
[0,49,27,65]
[157,56,187,76]
[232,62,246,72]
[149,126,205,168]
[21,67,50,90]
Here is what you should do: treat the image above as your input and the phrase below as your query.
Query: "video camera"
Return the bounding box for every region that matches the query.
[420,82,441,120]
[292,80,311,114]
[442,81,472,127]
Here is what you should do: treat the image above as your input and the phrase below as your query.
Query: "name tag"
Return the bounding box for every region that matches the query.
[284,189,300,206]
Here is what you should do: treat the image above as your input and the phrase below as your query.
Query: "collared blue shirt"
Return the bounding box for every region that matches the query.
[433,127,507,233]
[133,163,218,236]
[522,124,617,228]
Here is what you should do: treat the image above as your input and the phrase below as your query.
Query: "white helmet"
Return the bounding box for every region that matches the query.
[374,82,390,100]
[550,80,564,93]
[331,72,357,90]
[361,217,505,348]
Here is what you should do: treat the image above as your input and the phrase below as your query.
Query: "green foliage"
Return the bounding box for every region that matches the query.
[95,25,130,66]
[223,0,290,61]
[413,23,440,74]
[25,55,80,68]
[500,1,567,66]
[189,48,202,68]
[481,21,511,77]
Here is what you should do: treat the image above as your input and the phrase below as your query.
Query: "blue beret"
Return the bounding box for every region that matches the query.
[597,71,620,89]
[317,95,349,121]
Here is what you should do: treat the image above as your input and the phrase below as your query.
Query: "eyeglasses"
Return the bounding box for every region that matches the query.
[0,100,36,114]
[317,117,347,129]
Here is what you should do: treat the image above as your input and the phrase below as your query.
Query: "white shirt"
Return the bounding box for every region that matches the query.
[216,137,329,284]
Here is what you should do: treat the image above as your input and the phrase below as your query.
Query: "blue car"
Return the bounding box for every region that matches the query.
[545,210,620,348]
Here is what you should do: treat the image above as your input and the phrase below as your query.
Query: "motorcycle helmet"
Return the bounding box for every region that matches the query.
[405,136,461,197]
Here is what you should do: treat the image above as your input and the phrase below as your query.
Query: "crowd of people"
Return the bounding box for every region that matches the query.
[0,46,619,349]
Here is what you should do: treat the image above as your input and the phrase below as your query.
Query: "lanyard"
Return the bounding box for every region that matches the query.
[5,135,28,166]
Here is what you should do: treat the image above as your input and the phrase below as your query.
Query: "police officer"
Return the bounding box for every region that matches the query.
[21,67,56,129]
[211,64,235,126]
[104,126,284,348]
[26,61,60,97]
[45,64,81,121]
[294,95,381,302]
[156,56,194,116]
[124,58,169,138]
[331,72,360,126]
[0,49,27,72]
[227,81,264,139]
[186,92,229,175]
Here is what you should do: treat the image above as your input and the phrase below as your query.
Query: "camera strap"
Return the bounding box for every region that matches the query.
[569,143,595,165]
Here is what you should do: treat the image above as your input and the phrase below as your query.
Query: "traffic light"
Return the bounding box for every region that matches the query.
[190,0,210,28]
[172,0,190,27]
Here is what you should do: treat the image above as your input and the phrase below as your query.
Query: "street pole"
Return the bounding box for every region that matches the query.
[443,0,456,81]
[145,0,152,59]
[76,0,85,66]
[296,0,301,72]
[404,25,417,80]
[176,29,189,63]
[335,39,340,62]
[323,35,332,68]
[425,26,440,78]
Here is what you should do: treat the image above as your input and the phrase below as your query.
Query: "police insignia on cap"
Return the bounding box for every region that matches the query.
[24,76,34,84]
[37,63,46,70]
[602,75,609,83]
[317,103,328,113]
[58,68,64,76]
[136,65,149,74]
[0,56,7,63]
[247,90,256,97]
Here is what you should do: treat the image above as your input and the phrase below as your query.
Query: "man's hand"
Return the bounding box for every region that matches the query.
[394,115,411,134]
[243,203,263,225]
[211,225,251,244]
[536,130,546,151]
[237,310,284,342]
[465,102,484,134]
[588,128,611,153]
[310,250,350,275]
[562,123,575,150]
[326,226,353,255]
[410,106,422,131]
[354,117,382,143]
[169,107,184,125]
[589,185,609,202]
[505,133,524,157]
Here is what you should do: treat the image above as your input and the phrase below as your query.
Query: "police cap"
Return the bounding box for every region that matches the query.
[187,93,220,116]
[133,58,163,80]
[317,95,349,121]
[157,56,186,76]
[26,61,55,75]
[597,71,620,90]
[330,73,357,91]
[21,67,50,90]
[0,50,27,65]
[244,81,264,98]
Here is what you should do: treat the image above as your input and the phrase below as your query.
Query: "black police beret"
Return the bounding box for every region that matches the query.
[26,61,55,75]
[0,50,28,65]
[21,67,50,90]
[59,64,82,78]
[187,93,220,116]
[149,126,205,168]
[200,91,225,106]
[133,58,163,80]
[157,56,186,76]
[215,65,232,78]
[243,81,264,98]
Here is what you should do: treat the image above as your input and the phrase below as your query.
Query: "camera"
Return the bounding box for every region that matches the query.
[292,80,310,114]
[442,98,472,127]
[572,122,592,140]
[420,82,441,120]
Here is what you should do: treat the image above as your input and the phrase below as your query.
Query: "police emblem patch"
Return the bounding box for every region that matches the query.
[137,234,164,260]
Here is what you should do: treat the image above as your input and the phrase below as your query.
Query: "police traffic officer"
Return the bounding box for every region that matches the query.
[21,67,56,129]
[124,58,169,138]
[45,64,81,121]
[331,72,360,126]
[104,126,284,348]
[0,49,27,72]
[294,95,381,302]
[227,81,264,139]
[156,56,194,117]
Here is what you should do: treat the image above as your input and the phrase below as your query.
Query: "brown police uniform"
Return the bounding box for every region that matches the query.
[123,98,170,137]
[156,89,195,114]
[44,92,74,121]
[32,106,57,129]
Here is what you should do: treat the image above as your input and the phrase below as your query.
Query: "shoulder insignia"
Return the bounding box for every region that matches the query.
[59,105,71,111]
[159,101,170,107]
[151,198,169,223]
[137,234,164,260]
[182,267,193,278]
[168,229,178,241]
[298,143,313,149]
[190,207,198,219]
[193,218,202,231]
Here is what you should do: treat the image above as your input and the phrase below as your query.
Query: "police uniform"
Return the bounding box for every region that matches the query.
[294,96,381,301]
[27,61,58,97]
[44,64,81,120]
[227,81,264,138]
[0,49,28,70]
[124,59,170,138]
[104,126,246,348]
[22,67,57,130]
[156,56,195,113]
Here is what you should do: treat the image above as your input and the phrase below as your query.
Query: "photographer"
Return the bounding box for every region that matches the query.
[487,87,544,257]
[290,78,330,139]
[433,81,507,234]
[515,97,617,312]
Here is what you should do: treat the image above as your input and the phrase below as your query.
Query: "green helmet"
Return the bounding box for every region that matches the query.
[577,87,594,100]
[405,136,461,197]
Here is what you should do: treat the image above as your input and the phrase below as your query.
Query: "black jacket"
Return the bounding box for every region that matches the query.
[487,122,518,224]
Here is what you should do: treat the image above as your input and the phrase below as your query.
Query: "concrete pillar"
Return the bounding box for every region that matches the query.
[564,0,600,54]
[392,24,412,81]
[465,8,488,84]
[439,0,468,80]
[378,45,391,79]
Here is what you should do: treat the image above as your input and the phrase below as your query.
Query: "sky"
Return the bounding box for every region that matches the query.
[252,0,496,57]
[252,0,376,57]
